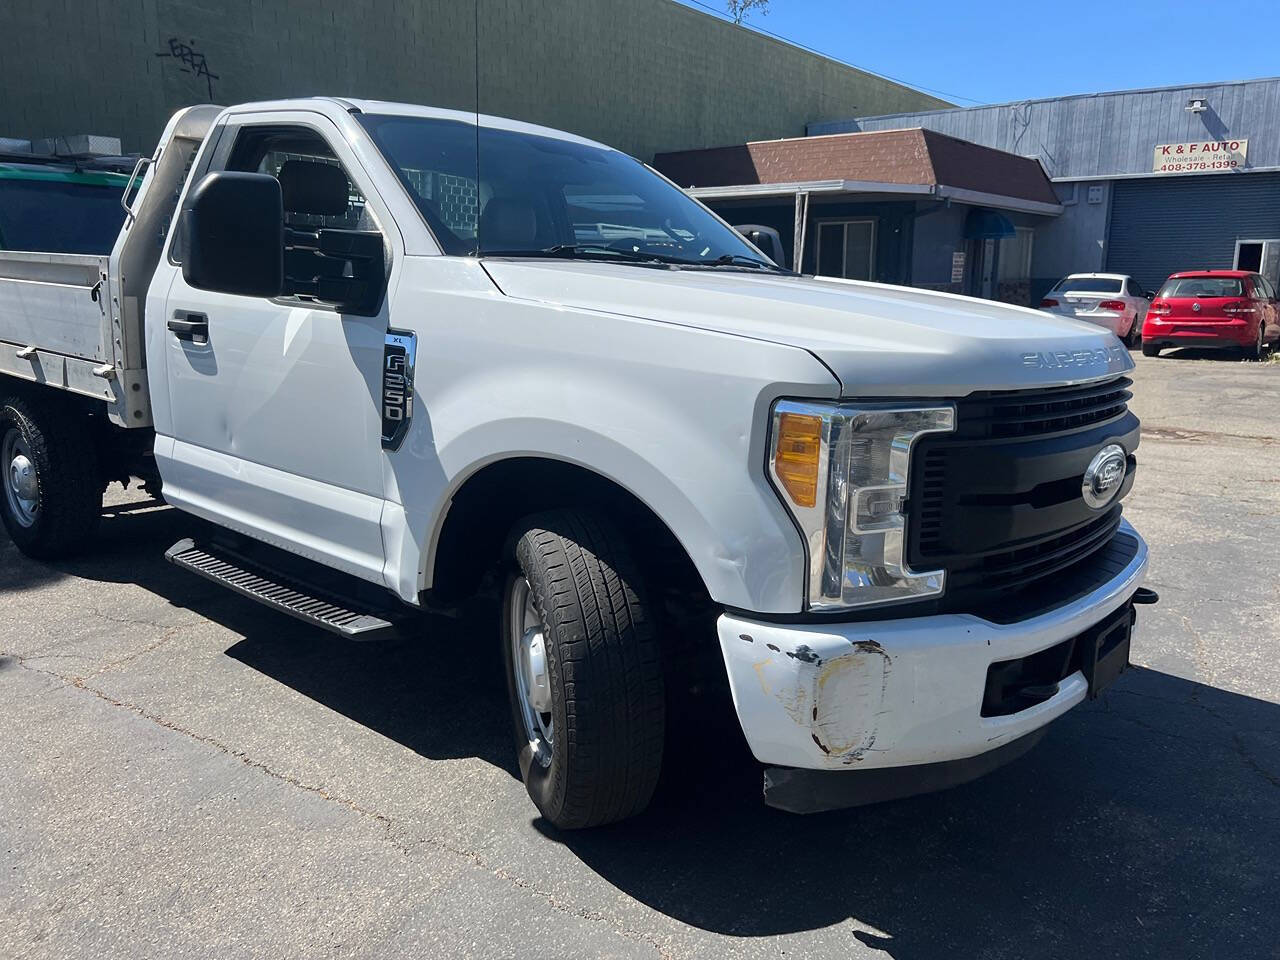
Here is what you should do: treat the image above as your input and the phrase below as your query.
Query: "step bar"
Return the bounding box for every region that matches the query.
[165,538,401,640]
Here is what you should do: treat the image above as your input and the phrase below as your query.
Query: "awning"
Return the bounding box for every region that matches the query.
[964,208,1016,239]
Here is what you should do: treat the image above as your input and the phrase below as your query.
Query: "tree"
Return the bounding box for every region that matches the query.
[726,0,770,24]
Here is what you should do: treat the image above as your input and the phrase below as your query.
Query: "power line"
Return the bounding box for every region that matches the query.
[677,0,985,106]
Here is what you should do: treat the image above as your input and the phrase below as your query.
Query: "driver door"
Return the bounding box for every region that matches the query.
[155,116,393,584]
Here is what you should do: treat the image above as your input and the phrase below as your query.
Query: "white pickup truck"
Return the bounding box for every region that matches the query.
[0,99,1154,827]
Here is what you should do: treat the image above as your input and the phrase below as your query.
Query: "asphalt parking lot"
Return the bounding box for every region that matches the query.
[2,348,1278,960]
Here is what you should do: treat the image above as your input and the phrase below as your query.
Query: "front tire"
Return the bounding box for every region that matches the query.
[0,394,101,559]
[502,509,665,829]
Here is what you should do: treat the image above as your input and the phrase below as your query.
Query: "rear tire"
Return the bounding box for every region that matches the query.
[1141,343,1160,358]
[0,394,101,559]
[1246,323,1266,361]
[1126,321,1142,349]
[502,508,665,829]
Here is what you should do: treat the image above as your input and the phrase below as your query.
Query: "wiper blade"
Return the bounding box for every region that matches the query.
[481,245,786,272]
[483,244,675,265]
[696,253,783,271]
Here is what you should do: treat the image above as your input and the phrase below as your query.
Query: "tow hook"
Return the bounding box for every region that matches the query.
[1133,587,1159,605]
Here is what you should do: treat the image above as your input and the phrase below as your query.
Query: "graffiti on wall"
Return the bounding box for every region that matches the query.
[155,37,219,99]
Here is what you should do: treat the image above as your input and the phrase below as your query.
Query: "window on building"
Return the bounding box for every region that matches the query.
[815,219,875,280]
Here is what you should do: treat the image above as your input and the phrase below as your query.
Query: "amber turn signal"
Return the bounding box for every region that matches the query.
[774,412,822,508]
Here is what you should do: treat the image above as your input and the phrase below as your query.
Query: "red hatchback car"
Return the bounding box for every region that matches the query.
[1142,270,1280,359]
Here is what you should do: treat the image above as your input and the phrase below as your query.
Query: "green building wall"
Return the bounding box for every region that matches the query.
[1,0,947,159]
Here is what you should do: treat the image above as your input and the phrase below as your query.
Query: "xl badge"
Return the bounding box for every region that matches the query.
[381,330,417,451]
[1082,443,1126,509]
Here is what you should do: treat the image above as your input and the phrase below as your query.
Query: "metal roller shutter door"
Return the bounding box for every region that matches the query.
[1106,172,1280,291]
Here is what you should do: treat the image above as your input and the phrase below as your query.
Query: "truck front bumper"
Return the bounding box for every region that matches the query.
[717,520,1148,812]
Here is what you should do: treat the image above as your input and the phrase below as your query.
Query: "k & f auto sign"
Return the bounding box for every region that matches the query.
[1153,139,1248,174]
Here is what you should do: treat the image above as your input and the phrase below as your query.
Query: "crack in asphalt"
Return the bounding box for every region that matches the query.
[1232,733,1280,791]
[1142,425,1278,445]
[1112,687,1278,790]
[3,653,673,960]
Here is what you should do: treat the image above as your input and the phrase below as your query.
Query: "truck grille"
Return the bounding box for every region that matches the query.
[952,376,1132,440]
[909,374,1138,615]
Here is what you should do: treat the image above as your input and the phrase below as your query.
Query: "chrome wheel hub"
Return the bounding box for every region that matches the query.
[2,429,38,528]
[509,576,553,767]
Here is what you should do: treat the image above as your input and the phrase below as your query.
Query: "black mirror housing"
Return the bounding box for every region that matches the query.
[734,224,787,269]
[182,172,284,298]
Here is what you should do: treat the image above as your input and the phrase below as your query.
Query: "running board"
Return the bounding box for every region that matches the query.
[165,538,401,640]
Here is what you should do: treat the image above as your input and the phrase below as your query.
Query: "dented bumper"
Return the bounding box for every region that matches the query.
[717,521,1148,778]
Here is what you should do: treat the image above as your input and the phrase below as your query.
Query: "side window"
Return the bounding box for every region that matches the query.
[1127,278,1144,299]
[250,146,372,232]
[216,124,385,310]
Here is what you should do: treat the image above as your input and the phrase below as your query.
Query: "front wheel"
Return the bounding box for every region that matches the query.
[502,509,665,829]
[0,395,101,559]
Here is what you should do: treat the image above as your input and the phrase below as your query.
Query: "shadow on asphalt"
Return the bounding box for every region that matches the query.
[539,667,1279,958]
[1,498,519,773]
[5,502,1279,958]
[1152,346,1266,362]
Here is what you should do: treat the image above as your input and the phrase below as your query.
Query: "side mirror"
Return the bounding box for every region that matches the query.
[285,228,386,315]
[734,224,787,269]
[1145,291,1156,300]
[182,172,283,298]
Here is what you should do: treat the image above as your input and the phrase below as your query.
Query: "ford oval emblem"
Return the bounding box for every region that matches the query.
[1082,443,1127,510]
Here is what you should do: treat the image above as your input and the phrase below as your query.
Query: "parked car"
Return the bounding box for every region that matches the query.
[1040,273,1150,347]
[1142,270,1280,359]
[1,100,1153,828]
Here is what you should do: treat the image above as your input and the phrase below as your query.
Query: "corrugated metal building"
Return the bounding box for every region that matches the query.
[810,77,1280,301]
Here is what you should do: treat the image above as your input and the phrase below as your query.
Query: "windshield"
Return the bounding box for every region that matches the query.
[0,173,128,254]
[1052,276,1123,294]
[1159,276,1244,298]
[358,114,776,269]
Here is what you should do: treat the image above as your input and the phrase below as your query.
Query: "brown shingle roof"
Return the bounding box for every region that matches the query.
[653,128,1059,207]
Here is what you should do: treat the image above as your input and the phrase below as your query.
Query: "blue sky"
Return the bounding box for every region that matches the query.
[672,0,1280,107]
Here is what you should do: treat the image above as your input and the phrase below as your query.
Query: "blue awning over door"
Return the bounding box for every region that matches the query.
[963,208,1015,239]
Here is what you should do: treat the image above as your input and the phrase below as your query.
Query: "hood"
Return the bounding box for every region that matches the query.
[482,260,1134,397]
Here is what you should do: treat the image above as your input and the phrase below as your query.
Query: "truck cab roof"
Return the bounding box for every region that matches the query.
[220,97,617,152]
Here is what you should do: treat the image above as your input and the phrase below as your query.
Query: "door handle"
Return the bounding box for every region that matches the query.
[168,313,209,343]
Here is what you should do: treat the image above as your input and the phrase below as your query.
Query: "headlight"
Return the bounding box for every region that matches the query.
[768,400,955,612]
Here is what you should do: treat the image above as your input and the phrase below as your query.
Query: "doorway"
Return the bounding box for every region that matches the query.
[1235,238,1280,286]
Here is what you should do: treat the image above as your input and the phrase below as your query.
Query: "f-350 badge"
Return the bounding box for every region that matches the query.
[381,330,417,450]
